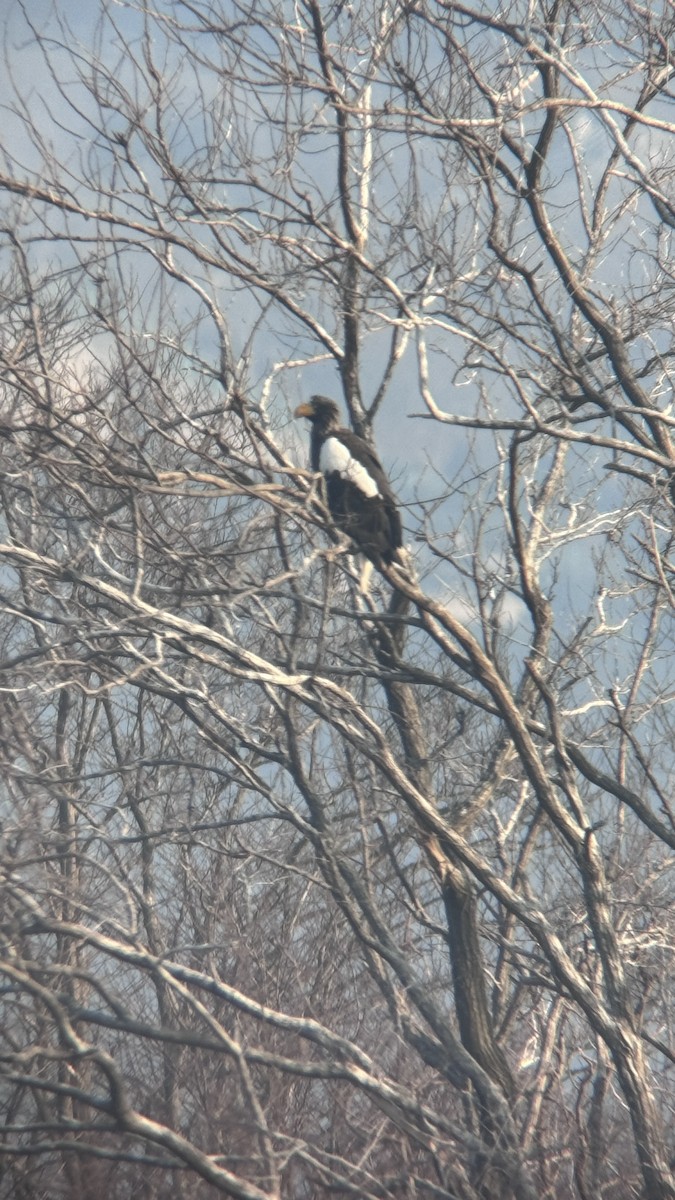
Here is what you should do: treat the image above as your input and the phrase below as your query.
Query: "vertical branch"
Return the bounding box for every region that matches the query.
[304,0,366,427]
[366,600,518,1200]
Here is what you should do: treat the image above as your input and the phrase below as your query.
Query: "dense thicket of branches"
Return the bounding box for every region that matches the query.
[1,1,674,1197]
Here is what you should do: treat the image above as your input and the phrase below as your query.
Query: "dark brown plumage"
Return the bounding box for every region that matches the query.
[295,396,402,568]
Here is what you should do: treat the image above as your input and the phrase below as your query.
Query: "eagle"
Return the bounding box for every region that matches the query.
[295,395,402,584]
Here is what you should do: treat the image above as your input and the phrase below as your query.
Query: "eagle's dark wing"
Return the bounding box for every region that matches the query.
[337,432,403,554]
[320,430,402,564]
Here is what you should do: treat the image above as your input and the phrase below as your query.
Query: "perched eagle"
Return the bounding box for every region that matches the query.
[295,396,402,579]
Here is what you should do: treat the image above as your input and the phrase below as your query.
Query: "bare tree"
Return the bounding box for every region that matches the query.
[0,1,674,1198]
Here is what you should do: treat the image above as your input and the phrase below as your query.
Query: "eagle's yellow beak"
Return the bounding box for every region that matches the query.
[294,402,314,419]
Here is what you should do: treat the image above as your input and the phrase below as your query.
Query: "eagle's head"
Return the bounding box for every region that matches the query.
[294,395,340,432]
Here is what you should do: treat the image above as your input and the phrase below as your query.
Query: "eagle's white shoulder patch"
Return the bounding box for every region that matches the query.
[320,437,380,499]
